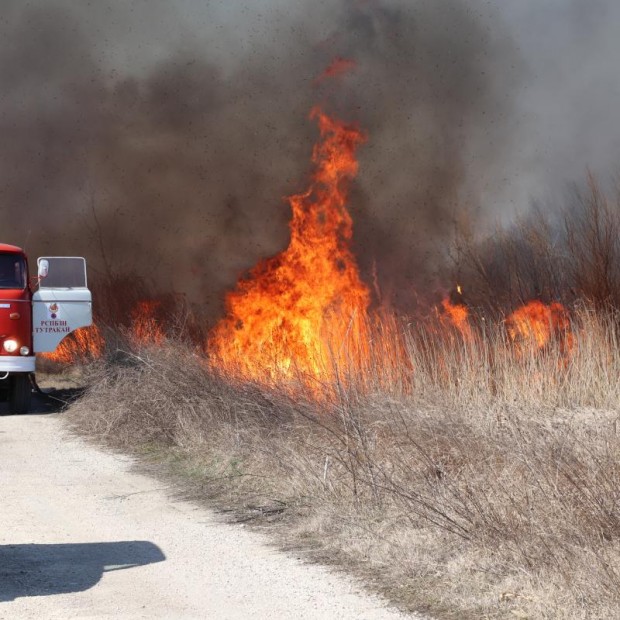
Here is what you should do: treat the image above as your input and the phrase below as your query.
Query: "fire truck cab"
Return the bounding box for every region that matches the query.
[0,244,92,414]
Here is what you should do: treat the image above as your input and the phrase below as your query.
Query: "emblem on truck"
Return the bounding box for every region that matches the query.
[48,303,59,319]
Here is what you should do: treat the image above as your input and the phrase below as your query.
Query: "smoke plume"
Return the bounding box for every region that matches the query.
[3,1,614,318]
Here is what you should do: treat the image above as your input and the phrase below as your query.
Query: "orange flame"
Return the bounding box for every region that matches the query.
[506,300,572,351]
[41,324,105,364]
[209,108,370,385]
[130,300,165,345]
[41,299,166,364]
[440,297,472,340]
[314,57,356,84]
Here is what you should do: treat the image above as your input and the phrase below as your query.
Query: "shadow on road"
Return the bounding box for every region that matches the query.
[0,387,83,416]
[0,541,165,602]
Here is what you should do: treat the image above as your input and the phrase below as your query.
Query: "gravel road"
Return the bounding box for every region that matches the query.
[0,407,416,619]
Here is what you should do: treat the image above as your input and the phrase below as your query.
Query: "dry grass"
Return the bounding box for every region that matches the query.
[65,308,620,619]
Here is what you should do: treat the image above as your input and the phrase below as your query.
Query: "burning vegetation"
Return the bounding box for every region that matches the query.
[46,103,582,389]
[506,300,573,353]
[42,324,105,365]
[46,103,584,386]
[41,297,168,365]
[209,108,369,386]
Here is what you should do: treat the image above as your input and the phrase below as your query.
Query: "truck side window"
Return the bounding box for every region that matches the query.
[0,254,25,289]
[37,257,87,288]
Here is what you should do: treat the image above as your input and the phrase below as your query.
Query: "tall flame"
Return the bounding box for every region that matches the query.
[209,108,370,385]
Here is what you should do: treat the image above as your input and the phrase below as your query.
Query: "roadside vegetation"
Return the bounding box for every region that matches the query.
[59,307,619,620]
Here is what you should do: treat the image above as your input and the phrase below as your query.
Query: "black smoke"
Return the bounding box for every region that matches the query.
[0,0,521,319]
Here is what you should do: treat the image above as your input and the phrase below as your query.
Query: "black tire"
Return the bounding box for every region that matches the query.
[9,373,32,415]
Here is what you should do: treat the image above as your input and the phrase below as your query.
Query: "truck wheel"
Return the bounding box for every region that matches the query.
[9,374,32,415]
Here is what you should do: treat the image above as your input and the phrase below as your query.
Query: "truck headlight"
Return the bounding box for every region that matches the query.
[3,339,18,353]
[20,346,29,356]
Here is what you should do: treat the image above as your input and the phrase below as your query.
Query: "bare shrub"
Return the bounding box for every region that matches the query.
[565,173,620,309]
[453,173,620,316]
[453,208,564,312]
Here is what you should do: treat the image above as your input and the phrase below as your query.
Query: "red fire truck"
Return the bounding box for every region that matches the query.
[0,244,92,414]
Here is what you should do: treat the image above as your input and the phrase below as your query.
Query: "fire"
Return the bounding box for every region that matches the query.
[209,108,370,385]
[440,297,472,340]
[41,324,105,364]
[314,57,357,84]
[41,299,166,364]
[130,300,165,345]
[506,300,572,351]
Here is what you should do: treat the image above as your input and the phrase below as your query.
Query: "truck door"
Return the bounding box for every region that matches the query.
[32,257,93,353]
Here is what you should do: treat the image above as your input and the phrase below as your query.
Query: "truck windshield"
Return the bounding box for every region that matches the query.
[0,253,26,289]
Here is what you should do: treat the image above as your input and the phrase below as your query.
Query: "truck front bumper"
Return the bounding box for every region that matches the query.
[0,356,36,373]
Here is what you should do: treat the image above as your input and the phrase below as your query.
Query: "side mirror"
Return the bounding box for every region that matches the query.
[38,259,49,279]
